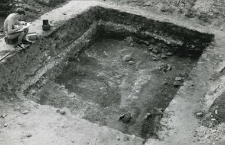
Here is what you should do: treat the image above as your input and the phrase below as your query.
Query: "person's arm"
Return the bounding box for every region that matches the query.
[7,19,22,34]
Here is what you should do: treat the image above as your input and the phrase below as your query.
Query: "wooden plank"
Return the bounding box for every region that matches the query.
[0,52,11,61]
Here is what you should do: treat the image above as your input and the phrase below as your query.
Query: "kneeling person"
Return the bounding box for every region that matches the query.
[4,8,31,49]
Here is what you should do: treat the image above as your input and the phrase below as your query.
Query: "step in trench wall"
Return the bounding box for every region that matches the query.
[0,6,214,99]
[97,7,214,53]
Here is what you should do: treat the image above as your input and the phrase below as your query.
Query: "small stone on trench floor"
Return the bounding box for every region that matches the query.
[175,77,183,81]
[1,114,7,118]
[22,110,29,115]
[123,55,132,62]
[196,112,204,117]
[173,81,182,87]
[60,110,66,115]
[26,133,32,138]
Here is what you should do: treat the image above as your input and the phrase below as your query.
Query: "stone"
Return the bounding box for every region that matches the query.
[166,52,173,56]
[128,61,135,65]
[116,136,120,140]
[27,34,38,41]
[1,114,7,118]
[148,47,153,51]
[166,65,172,71]
[161,54,167,59]
[30,89,36,96]
[175,77,183,81]
[196,112,204,117]
[173,81,182,87]
[155,108,163,115]
[130,42,134,47]
[119,113,132,123]
[152,48,159,54]
[144,113,152,119]
[26,133,32,137]
[123,55,132,62]
[215,110,218,114]
[63,12,67,15]
[152,57,159,61]
[159,64,172,72]
[60,110,66,115]
[163,81,169,85]
[22,110,29,114]
[125,37,134,43]
[4,123,8,127]
[131,135,135,139]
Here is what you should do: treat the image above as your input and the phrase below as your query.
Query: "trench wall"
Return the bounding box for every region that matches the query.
[0,6,214,99]
[97,7,214,51]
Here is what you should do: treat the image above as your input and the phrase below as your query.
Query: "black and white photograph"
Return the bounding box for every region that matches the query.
[0,0,224,145]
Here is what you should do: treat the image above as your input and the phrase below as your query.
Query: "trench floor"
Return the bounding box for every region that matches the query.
[28,38,199,138]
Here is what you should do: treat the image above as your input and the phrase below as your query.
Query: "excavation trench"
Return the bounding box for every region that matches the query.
[0,6,214,139]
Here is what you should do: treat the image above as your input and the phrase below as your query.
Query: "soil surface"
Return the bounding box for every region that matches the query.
[27,38,199,139]
[106,0,225,30]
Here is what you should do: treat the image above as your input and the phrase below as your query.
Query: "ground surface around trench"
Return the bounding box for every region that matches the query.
[28,38,200,138]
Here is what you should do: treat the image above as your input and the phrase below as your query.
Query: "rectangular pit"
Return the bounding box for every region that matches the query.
[0,6,214,139]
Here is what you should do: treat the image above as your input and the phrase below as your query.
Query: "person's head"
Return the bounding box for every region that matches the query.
[15,8,25,20]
